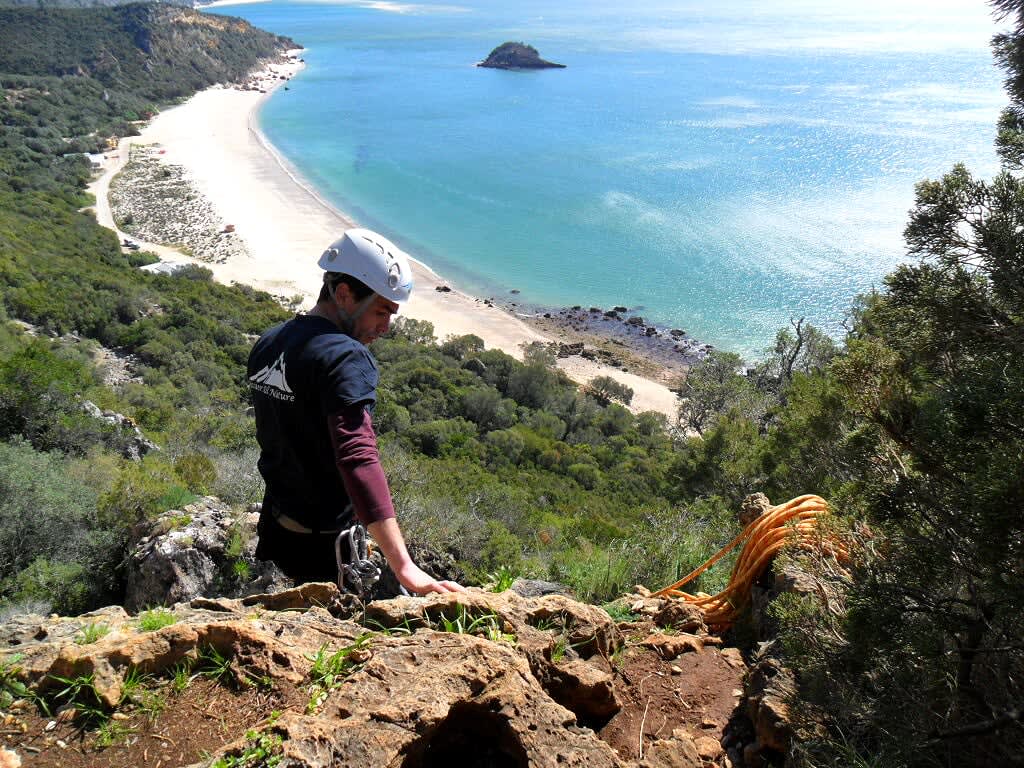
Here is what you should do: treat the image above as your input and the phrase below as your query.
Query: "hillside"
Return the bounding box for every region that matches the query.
[0,3,294,100]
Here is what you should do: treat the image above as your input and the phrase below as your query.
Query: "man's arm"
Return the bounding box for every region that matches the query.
[367,517,464,594]
[329,405,464,594]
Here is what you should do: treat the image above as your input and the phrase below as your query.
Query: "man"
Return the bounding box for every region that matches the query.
[248,228,464,595]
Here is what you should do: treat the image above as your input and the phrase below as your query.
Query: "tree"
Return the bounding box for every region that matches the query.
[586,375,634,407]
[676,351,767,435]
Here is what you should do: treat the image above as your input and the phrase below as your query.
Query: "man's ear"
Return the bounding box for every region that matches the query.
[332,281,354,307]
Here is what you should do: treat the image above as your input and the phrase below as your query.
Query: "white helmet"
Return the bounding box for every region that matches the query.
[317,228,413,304]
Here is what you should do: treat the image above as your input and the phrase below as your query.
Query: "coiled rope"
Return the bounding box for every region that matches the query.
[652,494,844,630]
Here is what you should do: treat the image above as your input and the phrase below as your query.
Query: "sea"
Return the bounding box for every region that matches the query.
[210,0,1006,357]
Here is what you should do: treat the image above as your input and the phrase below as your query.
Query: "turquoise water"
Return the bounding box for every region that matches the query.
[213,0,1005,356]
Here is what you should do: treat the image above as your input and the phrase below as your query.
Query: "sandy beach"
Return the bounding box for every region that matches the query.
[88,53,682,419]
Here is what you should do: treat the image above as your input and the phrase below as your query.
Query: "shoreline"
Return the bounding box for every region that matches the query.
[88,50,684,419]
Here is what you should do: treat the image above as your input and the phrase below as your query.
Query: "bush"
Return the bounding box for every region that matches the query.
[0,438,117,613]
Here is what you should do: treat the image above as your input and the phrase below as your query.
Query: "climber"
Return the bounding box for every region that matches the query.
[247,227,465,596]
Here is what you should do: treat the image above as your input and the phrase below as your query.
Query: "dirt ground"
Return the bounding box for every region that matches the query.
[4,624,746,767]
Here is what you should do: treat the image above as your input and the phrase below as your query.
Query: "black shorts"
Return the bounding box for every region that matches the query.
[255,511,351,585]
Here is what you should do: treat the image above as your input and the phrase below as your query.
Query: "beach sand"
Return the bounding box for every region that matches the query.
[88,53,682,419]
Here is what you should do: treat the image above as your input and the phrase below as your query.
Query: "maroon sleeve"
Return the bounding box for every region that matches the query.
[327,405,396,526]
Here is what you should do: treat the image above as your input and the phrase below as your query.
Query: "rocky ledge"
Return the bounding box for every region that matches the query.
[478,42,566,70]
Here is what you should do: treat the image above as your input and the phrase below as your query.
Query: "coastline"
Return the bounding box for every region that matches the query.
[88,52,683,419]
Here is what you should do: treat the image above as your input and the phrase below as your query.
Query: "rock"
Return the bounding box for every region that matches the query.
[654,600,706,634]
[81,400,158,460]
[639,633,703,659]
[124,497,289,612]
[739,493,772,527]
[435,285,452,292]
[511,579,573,597]
[626,316,645,326]
[745,644,795,756]
[463,357,488,375]
[645,327,658,336]
[6,591,629,767]
[604,310,620,319]
[636,733,702,767]
[363,590,621,724]
[613,306,628,313]
[720,647,746,670]
[0,748,21,768]
[478,41,566,70]
[695,735,724,760]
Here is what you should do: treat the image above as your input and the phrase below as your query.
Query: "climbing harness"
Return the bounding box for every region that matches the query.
[652,494,846,631]
[336,524,380,601]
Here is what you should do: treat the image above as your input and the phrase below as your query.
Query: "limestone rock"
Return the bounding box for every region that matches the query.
[363,590,622,723]
[4,590,632,768]
[739,493,772,527]
[635,733,702,768]
[694,734,724,760]
[124,497,288,612]
[654,600,706,633]
[745,645,796,755]
[511,578,573,597]
[81,400,158,460]
[639,633,703,660]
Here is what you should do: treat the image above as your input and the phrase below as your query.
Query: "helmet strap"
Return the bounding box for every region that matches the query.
[332,290,377,336]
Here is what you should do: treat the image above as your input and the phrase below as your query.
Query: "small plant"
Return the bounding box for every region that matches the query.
[305,635,372,713]
[601,600,639,623]
[137,608,176,632]
[551,636,569,663]
[232,559,251,580]
[433,606,515,644]
[361,615,416,636]
[49,672,107,726]
[95,720,136,749]
[166,513,192,530]
[170,661,193,694]
[0,654,32,709]
[75,622,111,645]
[211,727,283,768]
[118,666,146,705]
[198,645,233,684]
[485,565,516,593]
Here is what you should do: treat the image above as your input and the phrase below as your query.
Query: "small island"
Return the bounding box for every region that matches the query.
[478,42,565,70]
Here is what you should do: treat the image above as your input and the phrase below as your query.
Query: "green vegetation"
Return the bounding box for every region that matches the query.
[75,622,111,645]
[0,5,292,613]
[0,654,31,709]
[136,608,176,632]
[212,721,283,768]
[49,671,108,725]
[305,635,372,713]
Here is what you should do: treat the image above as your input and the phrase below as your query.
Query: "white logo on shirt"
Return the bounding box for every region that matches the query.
[249,353,294,401]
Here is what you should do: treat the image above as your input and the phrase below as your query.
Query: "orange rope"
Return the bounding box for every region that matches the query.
[651,495,839,630]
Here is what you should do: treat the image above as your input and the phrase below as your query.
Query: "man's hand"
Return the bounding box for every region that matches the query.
[395,561,465,595]
[367,518,465,595]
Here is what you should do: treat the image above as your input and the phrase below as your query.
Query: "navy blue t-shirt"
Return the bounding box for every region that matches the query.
[247,314,379,531]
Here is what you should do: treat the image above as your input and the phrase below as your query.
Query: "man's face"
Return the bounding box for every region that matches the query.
[346,292,399,345]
